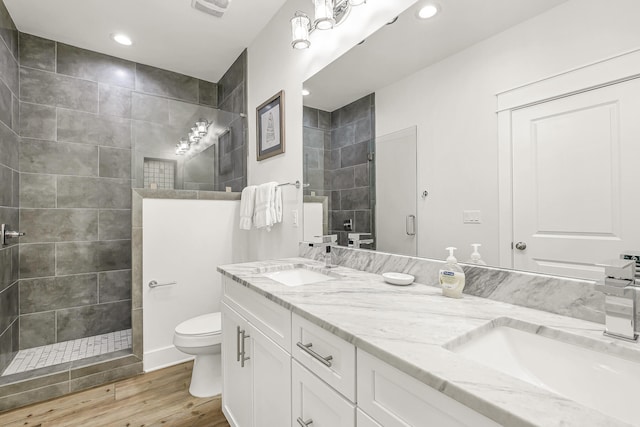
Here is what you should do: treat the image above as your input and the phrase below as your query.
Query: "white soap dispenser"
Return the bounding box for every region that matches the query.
[467,243,487,265]
[439,247,466,298]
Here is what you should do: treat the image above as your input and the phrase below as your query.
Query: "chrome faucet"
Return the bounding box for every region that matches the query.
[595,259,638,342]
[347,233,374,249]
[1,224,25,246]
[308,235,338,268]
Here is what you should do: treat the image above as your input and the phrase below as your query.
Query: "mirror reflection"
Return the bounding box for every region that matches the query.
[302,0,640,280]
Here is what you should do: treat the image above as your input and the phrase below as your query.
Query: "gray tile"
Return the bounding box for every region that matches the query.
[0,79,11,129]
[330,168,355,190]
[99,84,132,118]
[99,209,131,240]
[331,191,341,211]
[131,92,169,124]
[70,353,137,378]
[11,94,18,133]
[132,308,142,357]
[20,67,98,112]
[132,192,142,228]
[19,102,56,140]
[57,108,131,148]
[319,110,331,130]
[19,311,56,349]
[131,228,142,309]
[99,147,131,179]
[0,31,18,94]
[0,326,14,374]
[0,282,18,333]
[0,382,68,413]
[217,50,246,103]
[341,187,369,210]
[99,178,132,209]
[305,169,324,191]
[0,369,68,397]
[303,107,318,128]
[20,139,99,176]
[57,300,131,341]
[304,147,320,169]
[324,149,340,171]
[11,169,18,208]
[0,246,11,292]
[57,176,100,208]
[57,43,135,89]
[0,120,18,170]
[20,274,98,314]
[135,63,198,103]
[198,80,218,107]
[330,210,355,235]
[0,1,18,60]
[339,94,372,126]
[69,362,141,393]
[218,84,245,115]
[332,124,356,149]
[19,209,98,243]
[355,116,372,144]
[56,242,99,275]
[355,210,371,233]
[99,240,132,271]
[0,207,18,248]
[20,173,56,208]
[354,163,369,187]
[0,163,12,206]
[98,270,132,303]
[19,33,55,72]
[10,244,18,284]
[19,243,55,279]
[341,141,369,168]
[304,127,324,149]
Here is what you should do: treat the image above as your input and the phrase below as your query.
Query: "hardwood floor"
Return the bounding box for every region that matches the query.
[0,361,231,427]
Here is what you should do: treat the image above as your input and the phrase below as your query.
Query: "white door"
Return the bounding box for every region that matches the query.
[512,79,640,279]
[375,127,417,256]
[251,324,292,427]
[222,303,252,427]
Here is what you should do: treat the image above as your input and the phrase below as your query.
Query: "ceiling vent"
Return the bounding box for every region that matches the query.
[191,0,230,18]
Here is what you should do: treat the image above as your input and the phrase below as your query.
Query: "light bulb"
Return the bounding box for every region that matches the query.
[314,0,335,30]
[291,12,311,49]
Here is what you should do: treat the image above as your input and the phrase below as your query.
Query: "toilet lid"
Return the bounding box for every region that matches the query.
[175,312,221,336]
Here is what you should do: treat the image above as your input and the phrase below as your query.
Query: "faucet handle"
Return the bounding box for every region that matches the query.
[597,259,635,281]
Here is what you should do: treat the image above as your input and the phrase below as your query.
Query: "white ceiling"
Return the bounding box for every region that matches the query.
[4,0,288,82]
[303,0,568,112]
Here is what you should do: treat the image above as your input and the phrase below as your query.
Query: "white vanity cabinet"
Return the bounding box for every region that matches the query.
[221,278,292,427]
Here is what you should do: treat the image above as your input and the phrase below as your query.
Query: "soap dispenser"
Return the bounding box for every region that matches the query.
[467,243,487,265]
[439,247,466,298]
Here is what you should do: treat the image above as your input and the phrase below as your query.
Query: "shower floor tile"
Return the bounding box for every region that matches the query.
[2,329,132,376]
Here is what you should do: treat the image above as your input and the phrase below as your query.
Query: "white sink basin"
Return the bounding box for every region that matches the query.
[262,267,335,287]
[450,325,640,426]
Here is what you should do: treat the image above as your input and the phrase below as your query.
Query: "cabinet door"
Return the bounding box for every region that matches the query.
[222,303,252,427]
[251,323,292,427]
[292,360,355,427]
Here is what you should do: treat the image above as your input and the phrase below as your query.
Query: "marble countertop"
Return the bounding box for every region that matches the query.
[218,258,639,427]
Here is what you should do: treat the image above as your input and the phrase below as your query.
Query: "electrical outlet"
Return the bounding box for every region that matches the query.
[463,210,481,224]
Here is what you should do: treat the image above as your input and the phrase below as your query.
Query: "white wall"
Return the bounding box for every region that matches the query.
[246,0,417,261]
[376,0,640,265]
[142,199,249,371]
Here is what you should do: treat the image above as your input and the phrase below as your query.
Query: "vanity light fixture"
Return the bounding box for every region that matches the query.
[196,119,210,135]
[176,138,190,155]
[291,0,366,49]
[111,33,133,46]
[302,89,311,96]
[417,4,439,19]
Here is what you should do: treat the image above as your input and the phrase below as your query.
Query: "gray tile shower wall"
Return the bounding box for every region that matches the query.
[303,94,375,247]
[216,50,247,192]
[0,0,19,374]
[15,32,222,350]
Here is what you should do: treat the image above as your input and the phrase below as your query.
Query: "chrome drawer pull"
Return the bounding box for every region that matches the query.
[297,417,313,426]
[241,329,250,368]
[236,326,242,362]
[296,342,333,367]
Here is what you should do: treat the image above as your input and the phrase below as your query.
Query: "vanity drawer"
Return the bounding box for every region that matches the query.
[292,360,355,427]
[222,276,292,352]
[292,313,356,401]
[357,409,383,427]
[357,350,501,427]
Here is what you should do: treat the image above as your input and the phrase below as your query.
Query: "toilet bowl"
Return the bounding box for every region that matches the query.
[173,312,222,398]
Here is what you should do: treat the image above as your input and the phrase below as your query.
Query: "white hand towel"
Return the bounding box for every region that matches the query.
[239,185,257,230]
[274,186,283,223]
[254,182,277,230]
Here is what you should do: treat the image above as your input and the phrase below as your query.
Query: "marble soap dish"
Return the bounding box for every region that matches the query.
[382,272,415,286]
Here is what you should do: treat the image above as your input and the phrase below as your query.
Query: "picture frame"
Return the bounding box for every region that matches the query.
[256,90,285,161]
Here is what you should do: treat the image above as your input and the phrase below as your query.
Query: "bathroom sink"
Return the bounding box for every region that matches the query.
[262,267,336,287]
[449,325,640,425]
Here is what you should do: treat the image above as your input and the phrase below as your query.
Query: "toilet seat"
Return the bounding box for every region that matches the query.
[175,312,222,337]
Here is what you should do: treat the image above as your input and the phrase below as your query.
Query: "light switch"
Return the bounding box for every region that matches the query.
[225,186,232,192]
[292,210,299,227]
[463,210,481,224]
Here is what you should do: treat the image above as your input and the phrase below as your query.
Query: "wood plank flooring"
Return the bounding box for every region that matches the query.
[0,361,231,427]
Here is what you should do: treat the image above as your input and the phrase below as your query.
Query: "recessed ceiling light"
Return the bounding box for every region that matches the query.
[417,4,439,19]
[111,33,133,46]
[302,89,310,96]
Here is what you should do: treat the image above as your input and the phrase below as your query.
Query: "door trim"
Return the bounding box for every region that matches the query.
[496,47,640,268]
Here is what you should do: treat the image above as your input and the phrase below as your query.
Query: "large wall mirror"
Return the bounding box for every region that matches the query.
[302,0,640,280]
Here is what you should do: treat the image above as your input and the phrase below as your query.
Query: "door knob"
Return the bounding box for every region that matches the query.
[515,242,527,251]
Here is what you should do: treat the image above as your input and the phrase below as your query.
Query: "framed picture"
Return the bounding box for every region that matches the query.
[256,90,285,161]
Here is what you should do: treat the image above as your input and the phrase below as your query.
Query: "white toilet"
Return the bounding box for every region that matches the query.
[173,312,222,398]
